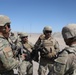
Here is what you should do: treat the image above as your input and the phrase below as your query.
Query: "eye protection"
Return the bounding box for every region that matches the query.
[22,36,28,38]
[4,23,11,29]
[45,31,52,33]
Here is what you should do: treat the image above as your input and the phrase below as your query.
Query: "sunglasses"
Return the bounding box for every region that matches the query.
[4,23,10,28]
[7,24,10,28]
[22,36,28,38]
[45,31,52,33]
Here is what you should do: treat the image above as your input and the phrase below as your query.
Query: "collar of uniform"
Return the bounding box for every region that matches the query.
[0,34,5,39]
[71,44,76,47]
[47,36,53,40]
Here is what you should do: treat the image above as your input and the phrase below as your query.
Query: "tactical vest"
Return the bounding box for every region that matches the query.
[40,36,56,58]
[42,37,55,52]
[23,42,33,52]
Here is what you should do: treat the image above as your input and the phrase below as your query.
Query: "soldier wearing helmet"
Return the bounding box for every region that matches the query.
[0,15,11,38]
[50,24,76,75]
[17,33,34,75]
[0,15,25,75]
[33,26,60,75]
[43,26,52,33]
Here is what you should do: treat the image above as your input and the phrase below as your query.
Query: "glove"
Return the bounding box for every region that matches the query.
[39,34,45,40]
[31,50,39,62]
[45,52,56,59]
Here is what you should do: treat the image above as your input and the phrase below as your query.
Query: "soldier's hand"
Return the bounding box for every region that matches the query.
[46,52,56,58]
[39,34,45,40]
[21,54,26,60]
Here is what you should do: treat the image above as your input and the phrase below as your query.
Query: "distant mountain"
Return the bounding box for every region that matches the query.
[53,32,62,38]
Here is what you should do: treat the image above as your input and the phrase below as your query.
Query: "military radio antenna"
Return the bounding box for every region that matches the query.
[30,24,31,37]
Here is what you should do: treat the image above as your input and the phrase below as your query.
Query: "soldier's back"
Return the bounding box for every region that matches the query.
[51,46,76,75]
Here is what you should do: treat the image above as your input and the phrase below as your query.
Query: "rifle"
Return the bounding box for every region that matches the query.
[16,43,25,75]
[22,45,31,61]
[31,44,49,62]
[31,48,39,62]
[38,46,49,55]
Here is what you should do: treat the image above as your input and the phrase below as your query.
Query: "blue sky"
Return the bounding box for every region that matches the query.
[0,0,76,33]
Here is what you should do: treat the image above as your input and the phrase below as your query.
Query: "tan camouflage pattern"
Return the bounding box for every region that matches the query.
[62,24,76,39]
[0,35,19,74]
[0,15,11,26]
[43,26,52,33]
[23,42,34,52]
[9,32,18,43]
[51,44,76,75]
[17,40,34,75]
[35,34,60,75]
[35,34,59,58]
[20,33,28,38]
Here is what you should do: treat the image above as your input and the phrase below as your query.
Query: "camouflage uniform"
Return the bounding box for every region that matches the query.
[17,33,34,75]
[34,26,60,75]
[0,35,19,75]
[50,24,76,75]
[8,32,20,58]
[0,15,25,75]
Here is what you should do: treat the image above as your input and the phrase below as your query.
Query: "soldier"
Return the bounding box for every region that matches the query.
[8,32,22,62]
[17,33,34,75]
[0,15,25,75]
[50,24,76,75]
[34,26,60,75]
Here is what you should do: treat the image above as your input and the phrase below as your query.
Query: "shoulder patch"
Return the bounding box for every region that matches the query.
[3,46,12,52]
[3,46,13,58]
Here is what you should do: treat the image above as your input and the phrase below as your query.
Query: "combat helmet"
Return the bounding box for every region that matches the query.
[0,15,11,26]
[62,24,76,39]
[43,26,52,34]
[20,33,28,38]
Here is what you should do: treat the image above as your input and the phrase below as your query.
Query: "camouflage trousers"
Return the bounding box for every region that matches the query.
[19,61,33,75]
[38,64,53,75]
[0,70,14,75]
[38,58,54,75]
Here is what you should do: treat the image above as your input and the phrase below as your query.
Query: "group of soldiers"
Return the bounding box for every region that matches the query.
[0,14,76,75]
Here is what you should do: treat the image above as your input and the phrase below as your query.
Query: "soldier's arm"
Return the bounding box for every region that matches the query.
[0,44,25,70]
[51,50,68,75]
[51,50,76,75]
[64,54,76,75]
[34,34,45,49]
[54,40,60,54]
[28,41,34,50]
[0,47,19,70]
[34,38,41,49]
